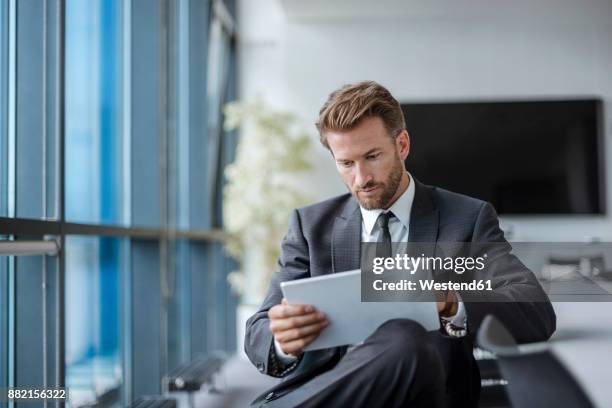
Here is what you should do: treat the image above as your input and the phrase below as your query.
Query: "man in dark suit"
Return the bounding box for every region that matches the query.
[245,81,556,407]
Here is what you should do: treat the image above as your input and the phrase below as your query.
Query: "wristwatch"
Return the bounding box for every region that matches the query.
[440,318,467,338]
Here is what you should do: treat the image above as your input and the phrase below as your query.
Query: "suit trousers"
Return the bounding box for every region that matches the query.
[255,319,448,408]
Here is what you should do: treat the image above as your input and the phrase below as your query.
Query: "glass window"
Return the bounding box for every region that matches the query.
[0,255,7,392]
[207,14,232,129]
[0,0,7,217]
[14,0,58,220]
[165,239,191,371]
[1,0,11,388]
[206,17,232,227]
[14,251,58,387]
[65,0,124,225]
[0,248,59,390]
[167,0,190,232]
[65,236,123,406]
[130,0,162,229]
[2,0,238,404]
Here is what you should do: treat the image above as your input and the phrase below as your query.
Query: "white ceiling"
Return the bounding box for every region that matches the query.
[279,0,612,22]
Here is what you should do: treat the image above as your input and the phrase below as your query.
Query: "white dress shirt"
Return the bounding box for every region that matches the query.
[274,172,466,363]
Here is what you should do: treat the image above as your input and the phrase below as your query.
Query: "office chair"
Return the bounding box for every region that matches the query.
[477,315,594,408]
[476,350,510,408]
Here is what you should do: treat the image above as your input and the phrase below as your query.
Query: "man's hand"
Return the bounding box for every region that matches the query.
[268,298,328,357]
[436,290,458,317]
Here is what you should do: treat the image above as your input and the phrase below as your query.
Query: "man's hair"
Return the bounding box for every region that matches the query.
[316,81,406,149]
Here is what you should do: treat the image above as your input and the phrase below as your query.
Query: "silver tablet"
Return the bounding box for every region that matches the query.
[280,269,440,351]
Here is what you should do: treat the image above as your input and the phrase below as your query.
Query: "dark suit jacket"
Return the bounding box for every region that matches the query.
[245,178,556,406]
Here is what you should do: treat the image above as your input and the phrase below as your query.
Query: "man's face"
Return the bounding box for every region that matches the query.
[325,116,410,210]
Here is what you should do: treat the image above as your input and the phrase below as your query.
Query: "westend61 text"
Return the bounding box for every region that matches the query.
[372,279,493,292]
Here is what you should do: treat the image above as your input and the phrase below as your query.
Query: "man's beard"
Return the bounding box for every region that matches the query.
[352,156,404,210]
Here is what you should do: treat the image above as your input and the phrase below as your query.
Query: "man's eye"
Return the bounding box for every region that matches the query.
[339,161,353,167]
[367,153,380,160]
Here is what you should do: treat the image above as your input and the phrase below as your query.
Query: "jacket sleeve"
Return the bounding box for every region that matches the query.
[244,209,311,376]
[461,202,556,343]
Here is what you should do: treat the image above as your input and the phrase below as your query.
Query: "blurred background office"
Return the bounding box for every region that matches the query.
[2,0,612,407]
[241,0,612,240]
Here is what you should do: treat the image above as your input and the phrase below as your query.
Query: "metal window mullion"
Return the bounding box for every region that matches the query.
[159,0,171,381]
[7,256,15,397]
[0,218,224,241]
[53,1,61,223]
[177,0,190,362]
[211,23,231,228]
[42,253,47,396]
[122,0,132,228]
[121,0,132,403]
[7,0,16,220]
[0,259,8,395]
[6,0,16,400]
[0,240,59,256]
[178,0,189,231]
[55,0,66,398]
[0,0,5,219]
[41,2,49,400]
[120,238,132,406]
[42,0,47,221]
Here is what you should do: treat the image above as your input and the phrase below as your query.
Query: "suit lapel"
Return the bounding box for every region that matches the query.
[331,197,362,274]
[409,179,439,258]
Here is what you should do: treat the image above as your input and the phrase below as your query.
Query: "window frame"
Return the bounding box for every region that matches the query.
[0,0,238,405]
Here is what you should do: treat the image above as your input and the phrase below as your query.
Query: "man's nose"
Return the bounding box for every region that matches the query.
[354,163,372,188]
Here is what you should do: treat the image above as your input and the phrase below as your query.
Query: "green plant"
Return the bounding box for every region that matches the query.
[223,99,313,303]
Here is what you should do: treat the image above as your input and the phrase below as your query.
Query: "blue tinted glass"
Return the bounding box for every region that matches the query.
[65,236,123,405]
[0,257,7,392]
[65,0,123,225]
[166,240,191,370]
[0,0,7,217]
[205,18,231,228]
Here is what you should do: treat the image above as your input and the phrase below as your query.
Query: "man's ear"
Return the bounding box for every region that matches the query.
[396,130,410,161]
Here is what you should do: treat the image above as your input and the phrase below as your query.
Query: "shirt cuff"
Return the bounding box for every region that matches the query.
[446,299,467,329]
[274,339,298,364]
[268,339,301,377]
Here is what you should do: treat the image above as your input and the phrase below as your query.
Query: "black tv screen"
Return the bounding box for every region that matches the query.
[402,99,605,215]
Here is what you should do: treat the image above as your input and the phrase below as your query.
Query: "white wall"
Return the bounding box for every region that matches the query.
[237,0,612,241]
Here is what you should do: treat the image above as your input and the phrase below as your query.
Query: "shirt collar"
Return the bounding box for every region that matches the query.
[360,172,415,235]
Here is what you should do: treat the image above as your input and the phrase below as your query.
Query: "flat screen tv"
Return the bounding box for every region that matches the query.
[401,99,605,215]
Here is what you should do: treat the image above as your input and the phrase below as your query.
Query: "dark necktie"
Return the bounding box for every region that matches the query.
[375,212,394,259]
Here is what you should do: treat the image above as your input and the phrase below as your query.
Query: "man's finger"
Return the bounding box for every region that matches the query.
[280,334,318,356]
[269,312,327,333]
[274,321,328,343]
[268,303,315,319]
